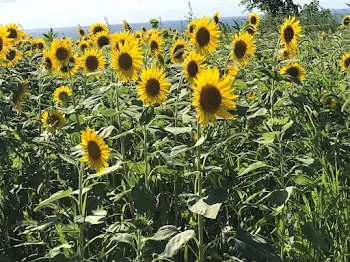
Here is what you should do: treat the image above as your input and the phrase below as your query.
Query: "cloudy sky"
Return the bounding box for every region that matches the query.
[0,0,347,29]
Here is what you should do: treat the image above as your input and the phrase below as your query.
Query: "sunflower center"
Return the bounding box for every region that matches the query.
[344,18,350,25]
[6,50,16,61]
[284,26,294,43]
[189,25,195,34]
[247,27,254,35]
[286,67,299,78]
[214,16,219,24]
[251,16,257,24]
[56,47,69,61]
[0,37,3,51]
[118,53,133,70]
[151,40,158,51]
[196,27,210,47]
[86,55,99,70]
[69,57,75,63]
[345,58,350,68]
[188,61,199,78]
[136,34,141,39]
[7,28,17,39]
[174,44,185,59]
[146,78,160,97]
[45,58,53,70]
[37,42,44,50]
[80,44,87,52]
[79,29,85,36]
[49,114,61,127]
[200,85,222,113]
[234,40,247,59]
[59,91,68,101]
[61,65,69,73]
[93,26,103,35]
[98,36,109,48]
[87,141,101,160]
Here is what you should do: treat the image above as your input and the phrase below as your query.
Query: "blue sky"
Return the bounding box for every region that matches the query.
[0,0,347,29]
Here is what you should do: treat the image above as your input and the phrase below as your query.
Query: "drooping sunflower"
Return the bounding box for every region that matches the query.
[136,67,171,105]
[249,13,260,27]
[155,50,165,67]
[78,26,86,38]
[245,25,256,36]
[142,26,147,32]
[53,86,72,105]
[342,15,350,28]
[170,38,188,64]
[35,38,46,51]
[0,27,10,59]
[191,17,220,55]
[278,47,295,60]
[111,32,137,51]
[80,48,105,75]
[192,67,239,125]
[280,63,305,82]
[5,23,25,45]
[93,31,110,49]
[81,127,111,173]
[89,22,109,37]
[123,20,131,32]
[56,53,80,78]
[149,34,163,57]
[280,16,302,54]
[2,49,22,67]
[231,31,256,66]
[183,51,206,84]
[340,53,350,71]
[13,81,29,114]
[226,65,239,79]
[42,49,54,74]
[50,38,73,67]
[42,110,66,131]
[78,39,91,52]
[111,42,143,82]
[213,11,220,24]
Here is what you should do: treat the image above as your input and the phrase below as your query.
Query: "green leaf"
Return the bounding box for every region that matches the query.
[239,161,267,176]
[247,108,268,119]
[162,230,194,257]
[193,137,206,147]
[164,127,192,135]
[100,109,117,117]
[296,156,314,166]
[98,126,115,138]
[58,154,78,167]
[139,106,154,125]
[187,195,222,219]
[86,161,122,180]
[234,79,247,89]
[293,175,315,186]
[151,225,180,241]
[76,209,107,225]
[34,188,73,211]
[302,222,327,250]
[170,145,189,157]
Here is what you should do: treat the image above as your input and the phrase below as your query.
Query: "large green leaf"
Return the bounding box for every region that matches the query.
[187,195,222,219]
[302,222,328,251]
[162,230,194,257]
[239,161,268,176]
[151,225,180,241]
[34,188,73,211]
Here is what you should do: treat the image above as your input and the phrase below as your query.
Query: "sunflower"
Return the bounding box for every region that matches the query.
[247,91,256,100]
[93,31,110,49]
[155,50,165,67]
[42,49,54,74]
[34,38,45,52]
[278,48,294,60]
[134,30,143,44]
[321,31,327,39]
[0,27,10,59]
[144,29,159,43]
[53,86,72,105]
[142,26,147,32]
[2,48,22,67]
[81,126,111,173]
[111,41,143,82]
[136,67,171,105]
[111,32,137,51]
[280,63,305,82]
[80,48,105,75]
[56,53,80,78]
[50,38,73,67]
[183,51,206,84]
[187,20,196,36]
[213,11,220,24]
[340,53,350,71]
[280,16,302,54]
[249,13,260,27]
[245,25,256,36]
[78,26,86,38]
[192,67,239,125]
[13,82,29,114]
[123,20,131,32]
[170,38,188,64]
[226,65,239,79]
[5,23,25,45]
[149,34,163,57]
[42,110,66,131]
[191,17,220,55]
[78,39,91,52]
[342,15,350,28]
[231,32,256,66]
[89,22,109,37]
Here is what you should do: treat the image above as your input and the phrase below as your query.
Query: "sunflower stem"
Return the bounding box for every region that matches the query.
[196,121,204,262]
[38,68,43,133]
[69,67,80,126]
[143,123,149,189]
[78,162,85,260]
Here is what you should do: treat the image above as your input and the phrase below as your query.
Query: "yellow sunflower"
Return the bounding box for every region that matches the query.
[280,63,305,82]
[213,11,220,24]
[342,15,350,28]
[123,20,131,32]
[42,110,66,131]
[35,38,46,51]
[56,53,80,78]
[231,32,256,66]
[247,91,256,100]
[2,49,22,67]
[5,23,25,45]
[89,22,109,37]
[226,65,239,79]
[136,67,171,105]
[183,51,206,84]
[78,26,86,38]
[245,25,256,36]
[78,39,91,52]
[142,26,147,32]
[155,50,165,67]
[81,126,111,173]
[170,38,188,64]
[280,16,302,54]
[192,67,239,125]
[149,34,163,57]
[50,38,73,67]
[80,48,105,75]
[42,49,54,74]
[134,30,143,44]
[187,20,196,36]
[111,32,137,51]
[93,31,110,49]
[111,42,143,82]
[13,81,29,115]
[321,31,327,39]
[53,86,72,105]
[0,27,10,59]
[249,13,260,27]
[144,29,159,43]
[278,47,295,60]
[340,53,350,71]
[191,17,220,55]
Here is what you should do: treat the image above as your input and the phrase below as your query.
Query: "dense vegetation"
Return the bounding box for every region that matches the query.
[1,6,350,262]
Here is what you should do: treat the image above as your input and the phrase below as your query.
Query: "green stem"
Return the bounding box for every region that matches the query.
[38,69,43,133]
[143,124,149,189]
[116,84,127,177]
[70,71,80,126]
[196,122,204,262]
[78,163,84,260]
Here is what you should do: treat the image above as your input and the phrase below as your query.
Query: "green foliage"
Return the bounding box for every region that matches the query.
[240,0,299,15]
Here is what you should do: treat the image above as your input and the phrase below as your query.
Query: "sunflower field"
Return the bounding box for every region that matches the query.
[1,11,350,262]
